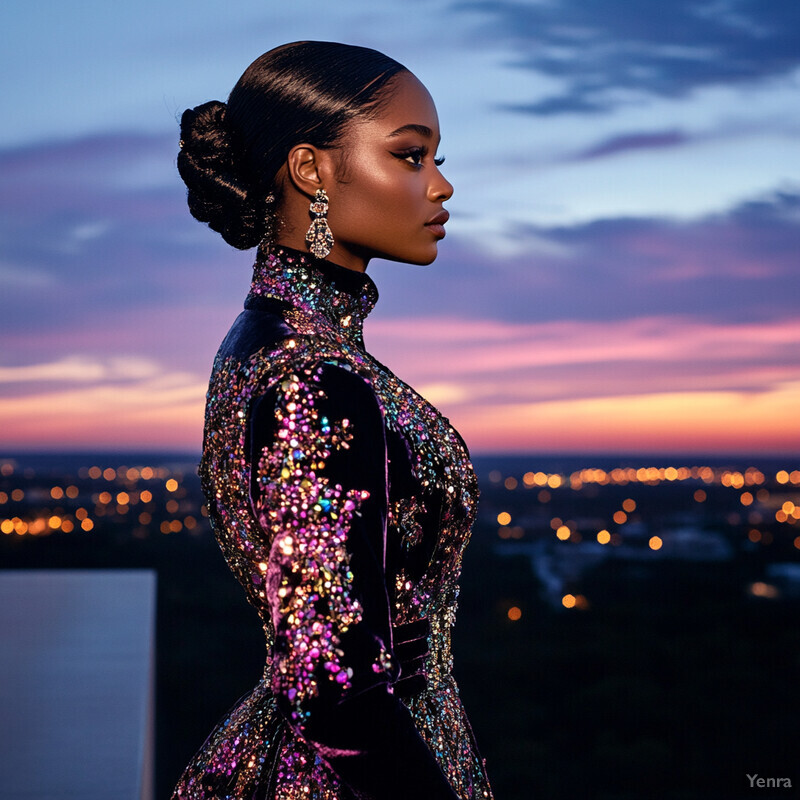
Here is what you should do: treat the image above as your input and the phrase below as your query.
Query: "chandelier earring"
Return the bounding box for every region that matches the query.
[305,189,334,259]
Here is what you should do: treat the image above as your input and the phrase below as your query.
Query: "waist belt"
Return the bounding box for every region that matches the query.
[391,617,430,699]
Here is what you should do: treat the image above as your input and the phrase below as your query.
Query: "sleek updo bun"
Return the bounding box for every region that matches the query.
[177,41,408,250]
[178,100,264,249]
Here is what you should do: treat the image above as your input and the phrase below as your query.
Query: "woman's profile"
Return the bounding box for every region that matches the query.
[172,41,494,800]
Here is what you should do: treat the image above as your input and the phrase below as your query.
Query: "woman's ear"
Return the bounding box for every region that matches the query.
[285,144,334,198]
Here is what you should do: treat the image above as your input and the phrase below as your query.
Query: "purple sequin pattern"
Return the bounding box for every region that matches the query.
[258,366,369,726]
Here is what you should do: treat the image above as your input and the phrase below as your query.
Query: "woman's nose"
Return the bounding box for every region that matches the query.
[429,169,454,202]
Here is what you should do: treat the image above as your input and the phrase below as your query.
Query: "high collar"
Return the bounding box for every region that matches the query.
[245,245,379,347]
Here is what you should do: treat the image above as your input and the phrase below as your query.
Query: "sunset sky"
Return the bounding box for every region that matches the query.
[2,1,799,455]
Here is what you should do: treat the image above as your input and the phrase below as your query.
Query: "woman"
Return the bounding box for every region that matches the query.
[173,41,494,800]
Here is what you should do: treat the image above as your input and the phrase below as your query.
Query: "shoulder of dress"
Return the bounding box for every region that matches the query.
[210,331,378,397]
[214,307,294,363]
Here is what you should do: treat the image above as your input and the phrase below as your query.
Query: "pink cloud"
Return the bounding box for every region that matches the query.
[366,316,800,389]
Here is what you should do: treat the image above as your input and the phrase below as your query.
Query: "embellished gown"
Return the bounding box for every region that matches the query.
[172,246,494,800]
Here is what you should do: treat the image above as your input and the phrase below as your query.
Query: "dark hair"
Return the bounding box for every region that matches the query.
[177,41,407,249]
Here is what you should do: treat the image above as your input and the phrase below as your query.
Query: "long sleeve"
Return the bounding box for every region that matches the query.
[249,360,459,800]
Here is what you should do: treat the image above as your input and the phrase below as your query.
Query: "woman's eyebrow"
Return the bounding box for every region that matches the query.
[387,123,433,138]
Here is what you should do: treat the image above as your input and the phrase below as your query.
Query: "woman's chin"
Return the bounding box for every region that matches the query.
[378,246,439,266]
[406,242,439,266]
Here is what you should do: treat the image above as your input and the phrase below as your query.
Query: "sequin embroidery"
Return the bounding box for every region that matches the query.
[256,365,378,725]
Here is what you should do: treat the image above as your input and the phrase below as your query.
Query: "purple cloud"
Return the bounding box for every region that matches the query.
[0,132,250,349]
[572,130,690,161]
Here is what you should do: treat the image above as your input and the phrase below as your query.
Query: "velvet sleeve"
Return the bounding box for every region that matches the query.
[249,360,459,800]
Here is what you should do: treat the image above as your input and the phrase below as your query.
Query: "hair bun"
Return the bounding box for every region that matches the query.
[177,100,264,249]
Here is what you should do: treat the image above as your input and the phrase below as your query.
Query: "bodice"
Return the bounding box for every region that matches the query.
[199,246,479,688]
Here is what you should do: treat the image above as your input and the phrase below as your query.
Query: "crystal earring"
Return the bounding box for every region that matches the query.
[305,189,334,259]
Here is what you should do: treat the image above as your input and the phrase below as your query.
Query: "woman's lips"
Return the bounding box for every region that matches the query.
[425,210,449,239]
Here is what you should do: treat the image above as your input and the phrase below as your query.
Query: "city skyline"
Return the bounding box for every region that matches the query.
[1,1,799,455]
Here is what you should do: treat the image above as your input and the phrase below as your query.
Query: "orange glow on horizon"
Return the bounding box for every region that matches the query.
[1,316,799,454]
[452,384,800,455]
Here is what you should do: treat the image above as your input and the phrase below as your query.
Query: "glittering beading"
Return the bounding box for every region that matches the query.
[172,245,494,800]
[258,365,393,727]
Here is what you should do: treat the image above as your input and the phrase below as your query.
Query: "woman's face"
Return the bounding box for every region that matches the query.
[325,71,454,270]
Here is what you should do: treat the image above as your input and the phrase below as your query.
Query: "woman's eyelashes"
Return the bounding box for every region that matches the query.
[392,147,446,168]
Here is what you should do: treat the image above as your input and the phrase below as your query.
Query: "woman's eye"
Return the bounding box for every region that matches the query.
[392,148,430,167]
[392,148,446,168]
[401,149,425,166]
